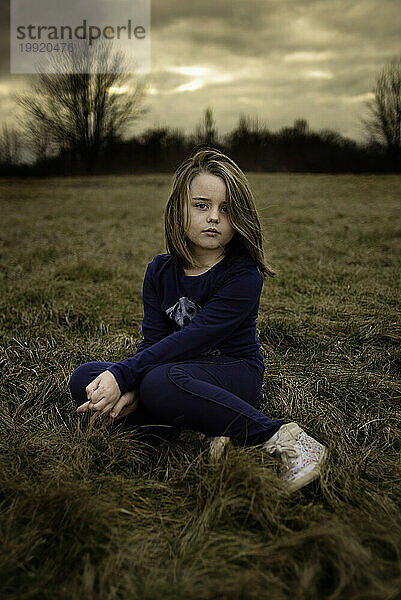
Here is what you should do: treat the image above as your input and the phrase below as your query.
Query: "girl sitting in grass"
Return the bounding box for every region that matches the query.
[69,148,327,492]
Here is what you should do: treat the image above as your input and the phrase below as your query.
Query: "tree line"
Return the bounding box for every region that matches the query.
[1,42,400,176]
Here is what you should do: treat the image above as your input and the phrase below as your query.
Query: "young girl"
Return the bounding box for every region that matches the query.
[69,148,327,492]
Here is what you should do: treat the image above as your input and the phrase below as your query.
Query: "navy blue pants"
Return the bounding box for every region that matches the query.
[68,355,285,447]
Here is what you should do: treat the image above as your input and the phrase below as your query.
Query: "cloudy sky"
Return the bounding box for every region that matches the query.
[1,0,400,141]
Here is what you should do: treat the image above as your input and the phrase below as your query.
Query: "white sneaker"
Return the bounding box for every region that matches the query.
[208,436,231,461]
[262,422,327,491]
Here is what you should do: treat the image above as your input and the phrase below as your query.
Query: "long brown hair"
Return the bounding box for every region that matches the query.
[164,147,276,279]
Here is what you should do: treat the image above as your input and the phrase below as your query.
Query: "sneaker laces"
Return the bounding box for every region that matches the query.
[265,439,299,469]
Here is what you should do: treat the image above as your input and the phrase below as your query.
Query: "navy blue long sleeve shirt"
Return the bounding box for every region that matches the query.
[107,253,266,395]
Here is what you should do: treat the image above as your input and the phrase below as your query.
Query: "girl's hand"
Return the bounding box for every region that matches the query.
[76,383,140,425]
[106,388,139,423]
[76,370,121,418]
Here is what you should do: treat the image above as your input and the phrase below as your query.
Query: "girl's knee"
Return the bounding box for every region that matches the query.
[68,362,96,404]
[69,361,90,386]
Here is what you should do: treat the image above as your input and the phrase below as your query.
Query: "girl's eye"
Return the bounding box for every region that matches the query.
[195,203,228,212]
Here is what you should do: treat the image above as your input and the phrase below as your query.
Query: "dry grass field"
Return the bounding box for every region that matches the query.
[0,173,400,599]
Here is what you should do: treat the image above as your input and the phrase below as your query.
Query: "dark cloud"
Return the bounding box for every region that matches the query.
[152,0,400,60]
[151,0,270,31]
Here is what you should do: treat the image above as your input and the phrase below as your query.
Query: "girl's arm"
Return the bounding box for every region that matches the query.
[134,262,174,354]
[107,261,263,396]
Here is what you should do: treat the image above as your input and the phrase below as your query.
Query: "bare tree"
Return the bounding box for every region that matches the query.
[12,40,149,173]
[0,123,22,167]
[293,118,309,136]
[233,114,266,137]
[362,57,401,169]
[225,113,269,171]
[280,118,310,137]
[194,106,218,147]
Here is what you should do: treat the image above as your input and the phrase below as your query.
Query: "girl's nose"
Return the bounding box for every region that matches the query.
[208,209,219,222]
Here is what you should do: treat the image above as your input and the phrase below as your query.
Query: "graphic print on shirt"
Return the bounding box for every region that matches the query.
[165,296,201,329]
[165,296,222,356]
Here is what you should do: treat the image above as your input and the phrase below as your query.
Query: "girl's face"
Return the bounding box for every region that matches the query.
[185,173,235,256]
